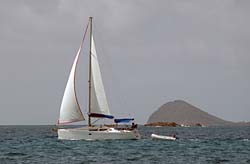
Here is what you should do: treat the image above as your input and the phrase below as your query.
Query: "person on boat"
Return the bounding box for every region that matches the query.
[131,122,138,129]
[173,134,179,139]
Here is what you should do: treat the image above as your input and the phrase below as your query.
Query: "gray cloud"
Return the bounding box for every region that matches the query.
[0,0,249,124]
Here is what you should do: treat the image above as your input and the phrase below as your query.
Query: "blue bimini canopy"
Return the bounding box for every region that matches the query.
[114,118,134,123]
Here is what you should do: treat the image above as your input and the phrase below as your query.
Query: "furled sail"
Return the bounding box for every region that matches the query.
[90,35,112,117]
[58,47,85,124]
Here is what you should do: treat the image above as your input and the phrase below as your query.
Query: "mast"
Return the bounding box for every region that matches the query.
[88,17,93,126]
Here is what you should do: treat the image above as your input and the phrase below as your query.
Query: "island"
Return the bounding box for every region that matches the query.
[146,100,234,127]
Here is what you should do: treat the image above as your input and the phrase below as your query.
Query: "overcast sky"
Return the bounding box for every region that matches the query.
[0,0,249,125]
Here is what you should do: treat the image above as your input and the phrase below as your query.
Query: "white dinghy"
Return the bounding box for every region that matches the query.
[57,17,140,140]
[151,134,177,141]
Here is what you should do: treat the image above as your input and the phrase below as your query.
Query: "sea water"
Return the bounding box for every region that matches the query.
[0,125,250,164]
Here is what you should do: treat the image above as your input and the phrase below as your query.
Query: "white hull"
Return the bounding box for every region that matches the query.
[151,134,176,141]
[58,127,141,140]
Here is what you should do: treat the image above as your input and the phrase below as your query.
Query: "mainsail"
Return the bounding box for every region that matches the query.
[90,35,111,117]
[58,47,85,124]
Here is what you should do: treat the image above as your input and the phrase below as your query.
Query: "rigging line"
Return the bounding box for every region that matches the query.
[92,118,101,125]
[79,21,90,51]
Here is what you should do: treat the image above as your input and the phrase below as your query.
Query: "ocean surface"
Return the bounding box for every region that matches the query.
[0,125,250,164]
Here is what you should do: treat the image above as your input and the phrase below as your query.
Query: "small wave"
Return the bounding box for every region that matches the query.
[44,135,57,139]
[206,158,230,163]
[1,152,31,162]
[5,152,27,156]
[189,139,200,141]
[242,139,249,142]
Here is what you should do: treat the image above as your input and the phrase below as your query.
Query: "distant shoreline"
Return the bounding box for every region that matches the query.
[144,121,250,127]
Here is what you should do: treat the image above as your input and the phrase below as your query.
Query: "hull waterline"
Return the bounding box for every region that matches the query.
[58,127,141,140]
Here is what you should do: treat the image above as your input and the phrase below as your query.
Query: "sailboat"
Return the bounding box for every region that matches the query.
[57,17,141,140]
